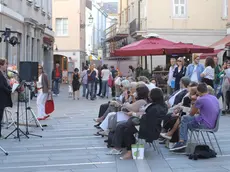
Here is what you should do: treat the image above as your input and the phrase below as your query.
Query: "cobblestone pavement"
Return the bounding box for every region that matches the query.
[1,85,230,172]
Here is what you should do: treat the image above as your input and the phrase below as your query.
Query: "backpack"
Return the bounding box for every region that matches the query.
[188,145,217,160]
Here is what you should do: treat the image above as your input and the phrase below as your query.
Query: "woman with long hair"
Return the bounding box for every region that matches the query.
[0,58,12,138]
[72,68,80,100]
[173,57,186,91]
[200,56,215,88]
[36,65,50,120]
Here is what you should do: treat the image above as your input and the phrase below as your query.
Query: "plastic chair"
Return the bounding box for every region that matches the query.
[189,112,222,155]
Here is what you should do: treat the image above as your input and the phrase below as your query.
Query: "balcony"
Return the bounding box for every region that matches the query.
[105,23,129,43]
[129,18,147,38]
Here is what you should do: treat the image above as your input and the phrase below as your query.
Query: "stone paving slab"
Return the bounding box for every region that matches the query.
[1,85,230,172]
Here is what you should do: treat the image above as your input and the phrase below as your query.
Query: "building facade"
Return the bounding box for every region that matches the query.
[52,0,86,72]
[0,0,54,79]
[105,0,228,72]
[85,0,107,61]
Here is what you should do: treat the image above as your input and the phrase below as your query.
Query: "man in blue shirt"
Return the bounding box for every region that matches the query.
[86,65,96,100]
[186,54,204,83]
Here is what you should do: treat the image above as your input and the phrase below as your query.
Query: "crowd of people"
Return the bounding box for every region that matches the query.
[91,54,229,160]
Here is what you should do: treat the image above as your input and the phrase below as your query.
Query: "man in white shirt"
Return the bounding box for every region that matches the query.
[167,58,177,95]
[94,64,99,96]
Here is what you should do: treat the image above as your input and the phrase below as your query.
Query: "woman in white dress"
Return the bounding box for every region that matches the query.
[36,65,50,120]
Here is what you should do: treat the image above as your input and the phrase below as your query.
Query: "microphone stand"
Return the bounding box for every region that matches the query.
[5,80,29,141]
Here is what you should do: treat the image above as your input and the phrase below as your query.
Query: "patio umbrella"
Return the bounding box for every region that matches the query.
[200,49,223,59]
[170,42,214,54]
[114,38,213,56]
[114,37,180,56]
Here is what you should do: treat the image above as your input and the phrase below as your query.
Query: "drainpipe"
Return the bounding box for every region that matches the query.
[138,0,141,31]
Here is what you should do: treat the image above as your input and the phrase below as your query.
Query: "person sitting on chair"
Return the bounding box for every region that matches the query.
[170,83,220,151]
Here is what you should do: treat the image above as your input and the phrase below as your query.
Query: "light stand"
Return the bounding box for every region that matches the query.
[5,81,29,141]
[0,146,8,156]
[24,83,42,138]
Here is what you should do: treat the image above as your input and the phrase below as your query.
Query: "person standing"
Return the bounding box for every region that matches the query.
[37,65,50,120]
[135,64,143,79]
[200,57,215,88]
[52,63,62,96]
[186,54,204,83]
[110,66,117,97]
[101,64,111,98]
[0,58,12,138]
[222,61,230,114]
[213,56,221,91]
[167,58,177,95]
[81,66,88,97]
[86,64,97,100]
[97,65,103,96]
[72,68,80,100]
[93,64,99,96]
[173,57,186,91]
[128,65,135,79]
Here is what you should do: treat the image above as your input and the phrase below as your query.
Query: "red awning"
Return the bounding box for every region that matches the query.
[114,37,176,56]
[170,42,214,54]
[210,35,230,49]
[200,49,223,59]
[114,37,214,57]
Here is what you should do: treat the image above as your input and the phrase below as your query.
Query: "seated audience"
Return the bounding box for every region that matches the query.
[167,77,191,107]
[170,83,220,151]
[97,84,149,136]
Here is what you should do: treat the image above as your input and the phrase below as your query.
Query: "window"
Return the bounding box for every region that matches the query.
[173,0,187,18]
[223,0,228,19]
[55,18,68,36]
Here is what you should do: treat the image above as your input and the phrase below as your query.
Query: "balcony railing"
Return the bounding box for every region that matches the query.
[129,18,147,35]
[105,23,129,40]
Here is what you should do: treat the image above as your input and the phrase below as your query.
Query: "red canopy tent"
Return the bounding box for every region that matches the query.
[114,37,214,56]
[200,49,223,59]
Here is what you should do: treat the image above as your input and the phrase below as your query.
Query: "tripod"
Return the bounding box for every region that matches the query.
[5,82,29,141]
[24,83,42,138]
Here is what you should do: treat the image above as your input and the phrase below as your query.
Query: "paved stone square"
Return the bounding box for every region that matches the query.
[1,85,230,172]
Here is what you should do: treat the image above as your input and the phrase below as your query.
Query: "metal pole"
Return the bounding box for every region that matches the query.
[138,0,141,31]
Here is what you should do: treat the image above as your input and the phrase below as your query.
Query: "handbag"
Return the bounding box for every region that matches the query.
[108,75,113,88]
[45,93,55,114]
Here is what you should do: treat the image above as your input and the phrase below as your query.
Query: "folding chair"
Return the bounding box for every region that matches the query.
[189,112,222,155]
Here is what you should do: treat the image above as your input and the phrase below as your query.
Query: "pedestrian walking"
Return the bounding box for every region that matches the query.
[101,64,111,98]
[86,64,97,100]
[72,68,80,100]
[81,66,88,97]
[52,63,62,96]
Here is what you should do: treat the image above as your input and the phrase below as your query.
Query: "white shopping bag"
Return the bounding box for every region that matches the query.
[68,85,73,93]
[131,144,144,160]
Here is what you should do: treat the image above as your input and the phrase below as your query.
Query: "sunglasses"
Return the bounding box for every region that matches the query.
[177,60,182,62]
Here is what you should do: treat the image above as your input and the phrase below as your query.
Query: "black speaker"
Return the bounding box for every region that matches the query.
[19,62,38,82]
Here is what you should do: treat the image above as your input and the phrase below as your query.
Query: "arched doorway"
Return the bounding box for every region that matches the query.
[53,54,68,71]
[53,54,69,83]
